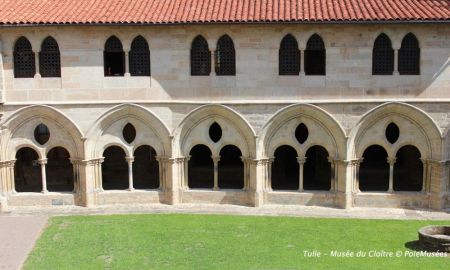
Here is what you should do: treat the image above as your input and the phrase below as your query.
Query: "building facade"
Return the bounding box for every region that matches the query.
[0,0,449,211]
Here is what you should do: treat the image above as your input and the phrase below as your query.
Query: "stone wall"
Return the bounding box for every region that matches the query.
[0,23,449,211]
[0,24,448,103]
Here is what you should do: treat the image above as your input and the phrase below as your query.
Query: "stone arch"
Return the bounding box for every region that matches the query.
[173,105,256,158]
[272,145,299,190]
[349,102,442,160]
[0,105,84,161]
[85,103,171,159]
[14,147,42,192]
[46,146,74,192]
[258,103,346,159]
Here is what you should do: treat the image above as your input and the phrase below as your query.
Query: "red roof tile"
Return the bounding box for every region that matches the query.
[0,0,448,25]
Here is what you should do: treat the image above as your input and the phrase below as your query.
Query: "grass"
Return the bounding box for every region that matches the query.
[24,214,449,270]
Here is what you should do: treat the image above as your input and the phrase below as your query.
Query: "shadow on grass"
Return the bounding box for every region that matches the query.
[404,240,423,251]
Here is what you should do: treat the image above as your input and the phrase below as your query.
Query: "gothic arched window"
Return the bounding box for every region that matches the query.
[104,36,125,76]
[372,34,394,75]
[215,35,235,76]
[304,34,326,75]
[129,36,150,76]
[39,36,61,77]
[191,35,211,76]
[398,33,420,75]
[13,37,35,78]
[279,34,300,75]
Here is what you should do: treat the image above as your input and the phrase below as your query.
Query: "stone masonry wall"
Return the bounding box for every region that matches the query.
[0,24,448,104]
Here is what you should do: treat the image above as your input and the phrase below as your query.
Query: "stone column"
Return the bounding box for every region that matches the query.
[265,158,274,191]
[0,161,9,194]
[335,159,361,209]
[182,156,190,190]
[241,157,252,190]
[124,50,130,77]
[299,45,305,76]
[297,156,307,192]
[246,158,270,207]
[38,159,48,193]
[125,157,134,191]
[70,159,82,194]
[76,158,103,207]
[387,157,396,193]
[428,159,448,210]
[95,158,105,192]
[420,158,429,193]
[8,161,16,193]
[163,157,189,205]
[0,160,16,194]
[328,156,336,192]
[155,156,168,191]
[34,51,40,78]
[393,47,399,75]
[212,156,220,190]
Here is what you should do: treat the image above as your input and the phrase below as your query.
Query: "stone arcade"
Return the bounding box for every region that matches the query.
[0,0,449,212]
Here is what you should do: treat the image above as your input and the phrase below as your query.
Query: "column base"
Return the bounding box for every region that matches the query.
[161,189,181,205]
[430,193,446,210]
[76,192,97,207]
[335,191,353,209]
[0,196,8,212]
[249,190,264,207]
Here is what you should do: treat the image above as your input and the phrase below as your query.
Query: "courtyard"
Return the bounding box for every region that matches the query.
[3,205,447,270]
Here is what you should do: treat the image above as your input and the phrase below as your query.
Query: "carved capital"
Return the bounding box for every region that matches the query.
[387,157,397,165]
[83,157,104,166]
[297,156,307,164]
[0,160,16,168]
[37,159,48,165]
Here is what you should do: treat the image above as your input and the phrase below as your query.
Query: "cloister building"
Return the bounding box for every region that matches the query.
[0,0,449,212]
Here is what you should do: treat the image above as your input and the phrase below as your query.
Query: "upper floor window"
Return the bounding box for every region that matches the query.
[304,34,325,75]
[13,37,35,78]
[191,35,211,76]
[279,34,300,75]
[129,36,151,76]
[372,34,394,75]
[104,36,124,76]
[398,33,420,75]
[39,37,61,78]
[215,35,235,76]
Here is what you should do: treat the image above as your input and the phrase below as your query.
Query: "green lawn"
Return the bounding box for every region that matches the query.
[24,214,449,270]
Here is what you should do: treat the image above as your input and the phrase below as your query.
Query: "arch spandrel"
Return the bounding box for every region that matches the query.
[0,105,84,160]
[173,105,256,157]
[85,103,171,159]
[348,102,442,160]
[258,103,346,159]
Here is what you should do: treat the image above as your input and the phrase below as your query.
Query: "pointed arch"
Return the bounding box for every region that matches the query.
[104,35,124,76]
[279,34,300,75]
[372,33,394,75]
[258,103,346,159]
[14,147,42,192]
[173,105,256,157]
[85,103,171,158]
[1,105,84,160]
[130,35,150,76]
[398,33,420,75]
[304,34,325,75]
[39,36,61,77]
[13,36,35,78]
[191,35,210,76]
[215,34,235,75]
[349,102,442,160]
